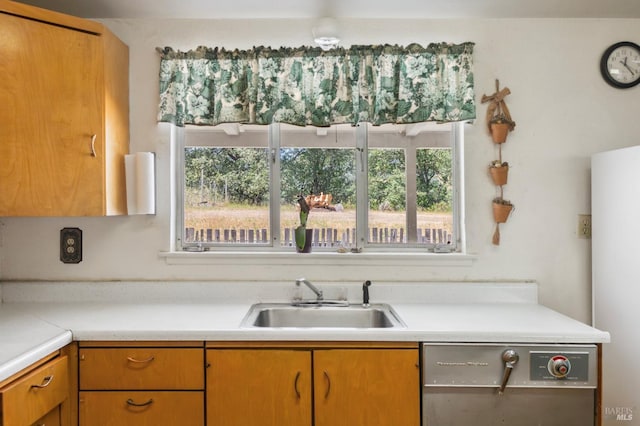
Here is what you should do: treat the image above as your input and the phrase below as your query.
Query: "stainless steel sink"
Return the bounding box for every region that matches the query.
[240,303,406,329]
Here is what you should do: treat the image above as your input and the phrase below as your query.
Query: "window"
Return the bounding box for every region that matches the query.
[177,122,463,252]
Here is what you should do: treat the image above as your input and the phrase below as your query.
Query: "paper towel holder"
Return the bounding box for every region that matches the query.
[124,152,156,215]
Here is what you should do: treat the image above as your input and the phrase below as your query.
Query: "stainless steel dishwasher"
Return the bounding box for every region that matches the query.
[422,343,598,426]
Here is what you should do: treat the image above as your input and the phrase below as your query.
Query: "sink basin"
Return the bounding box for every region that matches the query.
[240,303,406,329]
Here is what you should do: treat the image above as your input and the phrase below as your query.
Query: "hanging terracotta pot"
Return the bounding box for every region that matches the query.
[492,200,514,223]
[490,122,511,144]
[489,163,509,186]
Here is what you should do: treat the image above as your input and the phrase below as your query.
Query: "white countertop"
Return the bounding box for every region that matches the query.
[0,281,611,383]
[0,304,72,383]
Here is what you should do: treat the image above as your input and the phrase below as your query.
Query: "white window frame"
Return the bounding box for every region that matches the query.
[174,122,465,253]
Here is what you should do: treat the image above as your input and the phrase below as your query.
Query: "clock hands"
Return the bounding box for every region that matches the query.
[619,57,636,76]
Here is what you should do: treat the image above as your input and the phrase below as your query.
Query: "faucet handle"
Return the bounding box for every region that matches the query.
[362,280,372,307]
[295,278,323,302]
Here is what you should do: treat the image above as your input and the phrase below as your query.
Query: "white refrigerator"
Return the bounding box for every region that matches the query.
[592,146,640,425]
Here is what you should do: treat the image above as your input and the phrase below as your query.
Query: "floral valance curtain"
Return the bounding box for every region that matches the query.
[157,42,475,127]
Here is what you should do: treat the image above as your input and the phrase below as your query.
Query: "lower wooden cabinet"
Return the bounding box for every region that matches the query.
[0,353,69,426]
[207,349,312,426]
[206,343,420,426]
[74,341,419,426]
[79,347,204,390]
[78,342,205,426]
[314,348,420,426]
[79,391,203,426]
[31,406,60,426]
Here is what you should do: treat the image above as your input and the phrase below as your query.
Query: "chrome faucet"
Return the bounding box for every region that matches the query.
[296,278,323,302]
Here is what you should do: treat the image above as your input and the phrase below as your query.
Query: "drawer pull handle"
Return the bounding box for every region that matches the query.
[294,371,301,399]
[323,371,331,399]
[126,356,155,364]
[90,134,97,157]
[31,375,54,389]
[126,398,154,407]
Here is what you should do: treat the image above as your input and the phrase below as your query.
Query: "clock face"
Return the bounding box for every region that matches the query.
[600,42,640,89]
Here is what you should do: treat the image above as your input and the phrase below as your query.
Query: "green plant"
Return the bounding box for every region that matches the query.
[295,196,310,251]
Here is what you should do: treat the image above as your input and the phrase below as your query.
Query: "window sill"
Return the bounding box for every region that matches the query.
[159,250,476,267]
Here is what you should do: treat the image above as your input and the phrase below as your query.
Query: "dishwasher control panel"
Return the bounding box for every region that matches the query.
[423,343,597,389]
[530,351,590,382]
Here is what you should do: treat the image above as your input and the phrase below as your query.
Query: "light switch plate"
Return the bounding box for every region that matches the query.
[60,227,82,263]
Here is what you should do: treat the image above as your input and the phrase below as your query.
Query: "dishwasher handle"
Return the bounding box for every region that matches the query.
[498,349,519,395]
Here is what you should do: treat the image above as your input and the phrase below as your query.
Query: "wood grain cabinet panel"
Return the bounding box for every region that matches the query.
[0,0,129,216]
[79,391,204,426]
[206,349,312,426]
[79,348,204,390]
[205,345,420,426]
[314,349,420,426]
[0,356,68,426]
[31,406,61,426]
[78,344,205,426]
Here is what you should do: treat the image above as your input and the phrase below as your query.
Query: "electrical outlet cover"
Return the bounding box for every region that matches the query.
[578,214,592,239]
[60,227,82,263]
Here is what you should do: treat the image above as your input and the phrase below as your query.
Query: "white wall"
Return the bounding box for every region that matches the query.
[1,18,639,324]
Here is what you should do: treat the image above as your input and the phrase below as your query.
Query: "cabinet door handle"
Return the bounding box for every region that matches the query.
[126,398,154,407]
[90,134,97,157]
[294,371,301,399]
[323,371,331,399]
[30,375,54,389]
[126,356,155,364]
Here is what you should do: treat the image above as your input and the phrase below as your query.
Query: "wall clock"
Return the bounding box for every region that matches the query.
[600,41,640,89]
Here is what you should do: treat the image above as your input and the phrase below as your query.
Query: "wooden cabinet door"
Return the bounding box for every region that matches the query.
[31,405,60,426]
[314,349,420,426]
[0,12,104,216]
[206,349,312,426]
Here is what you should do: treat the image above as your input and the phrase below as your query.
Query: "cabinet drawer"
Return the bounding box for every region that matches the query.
[1,356,68,426]
[79,348,204,390]
[31,406,60,426]
[79,391,204,426]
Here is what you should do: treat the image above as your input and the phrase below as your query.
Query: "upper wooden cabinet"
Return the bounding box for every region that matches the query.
[0,0,129,216]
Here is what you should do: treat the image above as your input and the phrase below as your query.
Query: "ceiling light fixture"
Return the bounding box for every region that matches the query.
[312,17,340,51]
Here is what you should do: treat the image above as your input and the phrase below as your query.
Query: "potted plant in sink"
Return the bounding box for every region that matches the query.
[295,195,313,253]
